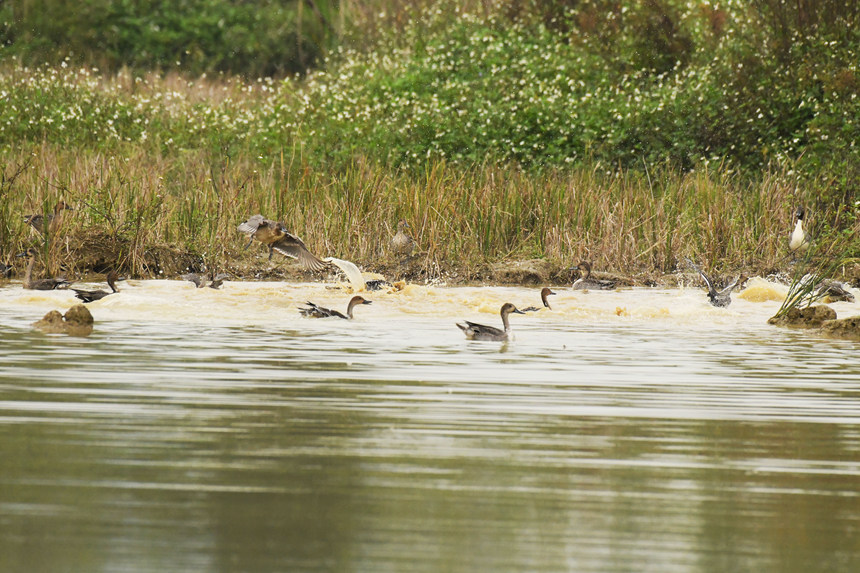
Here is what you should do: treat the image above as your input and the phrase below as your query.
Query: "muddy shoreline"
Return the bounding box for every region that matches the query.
[5,239,860,290]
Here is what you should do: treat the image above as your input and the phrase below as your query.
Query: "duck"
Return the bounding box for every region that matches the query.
[571,261,616,290]
[182,272,230,289]
[0,261,12,278]
[208,273,230,289]
[812,278,855,303]
[522,287,556,312]
[457,302,525,341]
[16,248,72,290]
[23,200,74,235]
[237,214,327,271]
[298,295,372,319]
[391,220,415,258]
[686,258,744,308]
[789,206,810,255]
[73,271,123,303]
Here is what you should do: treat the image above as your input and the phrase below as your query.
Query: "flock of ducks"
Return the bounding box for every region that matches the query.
[4,203,855,342]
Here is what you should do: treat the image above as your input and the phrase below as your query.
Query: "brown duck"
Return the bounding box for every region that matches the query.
[391,220,415,258]
[24,200,74,235]
[17,248,72,290]
[237,214,327,271]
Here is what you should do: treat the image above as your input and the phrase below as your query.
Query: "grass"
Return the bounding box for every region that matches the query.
[1,55,858,284]
[3,140,851,284]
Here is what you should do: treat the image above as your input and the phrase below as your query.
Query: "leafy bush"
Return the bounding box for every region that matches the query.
[0,0,337,76]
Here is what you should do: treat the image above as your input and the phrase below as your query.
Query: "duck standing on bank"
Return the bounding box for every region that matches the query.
[391,220,416,260]
[686,258,745,308]
[16,248,72,290]
[789,206,810,256]
[73,271,123,303]
[457,302,526,341]
[571,261,616,290]
[237,214,328,271]
[522,287,556,312]
[24,200,74,235]
[299,295,373,319]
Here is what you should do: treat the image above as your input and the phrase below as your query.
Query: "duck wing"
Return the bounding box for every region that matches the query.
[237,214,265,235]
[324,257,365,290]
[272,234,328,271]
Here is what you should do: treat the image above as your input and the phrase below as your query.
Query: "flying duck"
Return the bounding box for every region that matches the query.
[237,214,327,271]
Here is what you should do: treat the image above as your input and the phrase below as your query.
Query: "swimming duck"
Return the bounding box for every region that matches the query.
[237,214,327,271]
[457,302,525,341]
[208,273,230,289]
[391,220,415,258]
[571,261,616,290]
[813,278,855,303]
[73,271,123,303]
[299,295,372,319]
[16,248,72,290]
[365,279,392,291]
[23,200,73,235]
[686,259,744,308]
[789,207,810,255]
[522,287,556,312]
[182,272,230,289]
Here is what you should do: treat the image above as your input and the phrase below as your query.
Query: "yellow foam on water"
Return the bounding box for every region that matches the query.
[739,276,787,303]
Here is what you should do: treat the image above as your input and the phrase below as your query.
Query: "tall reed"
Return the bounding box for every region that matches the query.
[4,142,848,282]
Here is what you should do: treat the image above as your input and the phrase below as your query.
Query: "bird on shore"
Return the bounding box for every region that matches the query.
[809,277,855,304]
[686,258,745,308]
[0,261,12,278]
[73,271,123,303]
[24,200,74,235]
[522,287,556,312]
[237,214,327,271]
[16,248,72,290]
[391,219,415,259]
[457,302,526,341]
[789,206,810,256]
[299,295,372,319]
[182,272,231,289]
[571,261,616,290]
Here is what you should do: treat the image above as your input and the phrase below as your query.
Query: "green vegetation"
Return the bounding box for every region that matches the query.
[1,1,859,281]
[1,0,342,76]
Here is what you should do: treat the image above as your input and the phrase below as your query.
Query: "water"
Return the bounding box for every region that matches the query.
[1,277,859,572]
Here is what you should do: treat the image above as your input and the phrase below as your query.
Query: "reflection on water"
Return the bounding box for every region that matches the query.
[1,279,859,572]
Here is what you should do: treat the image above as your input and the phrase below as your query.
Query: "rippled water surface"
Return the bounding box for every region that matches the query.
[1,277,859,572]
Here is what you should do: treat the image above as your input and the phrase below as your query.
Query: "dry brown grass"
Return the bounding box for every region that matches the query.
[4,142,848,286]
